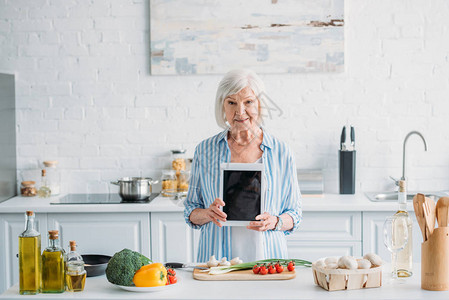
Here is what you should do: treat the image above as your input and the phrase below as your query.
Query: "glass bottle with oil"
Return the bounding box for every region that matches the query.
[18,211,41,295]
[65,240,86,292]
[42,230,65,293]
[392,180,413,277]
[37,169,51,198]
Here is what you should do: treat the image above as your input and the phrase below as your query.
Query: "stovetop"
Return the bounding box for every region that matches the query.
[50,193,159,205]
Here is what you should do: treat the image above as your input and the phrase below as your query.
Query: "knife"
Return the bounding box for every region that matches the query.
[350,126,355,150]
[340,126,346,150]
[164,262,208,270]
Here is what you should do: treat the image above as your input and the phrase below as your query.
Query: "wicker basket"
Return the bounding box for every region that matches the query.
[312,261,382,291]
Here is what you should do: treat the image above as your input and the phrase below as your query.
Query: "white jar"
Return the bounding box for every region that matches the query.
[43,160,61,195]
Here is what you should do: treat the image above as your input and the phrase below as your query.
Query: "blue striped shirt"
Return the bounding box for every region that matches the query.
[184,128,302,262]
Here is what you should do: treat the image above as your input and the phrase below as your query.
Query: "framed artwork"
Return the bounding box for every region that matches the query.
[150,0,344,75]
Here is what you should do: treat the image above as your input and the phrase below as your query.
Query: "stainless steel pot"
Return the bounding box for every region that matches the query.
[111,177,158,202]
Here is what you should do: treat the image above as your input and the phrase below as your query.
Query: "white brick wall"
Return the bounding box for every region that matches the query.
[1,0,448,194]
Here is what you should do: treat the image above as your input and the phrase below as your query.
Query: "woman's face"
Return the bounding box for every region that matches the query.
[223,86,260,130]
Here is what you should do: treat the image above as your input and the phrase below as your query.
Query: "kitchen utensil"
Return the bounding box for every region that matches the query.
[340,126,346,150]
[436,197,449,227]
[164,262,208,270]
[350,126,355,150]
[111,177,158,202]
[81,254,111,277]
[413,193,426,241]
[193,267,296,281]
[422,199,435,238]
[421,227,449,291]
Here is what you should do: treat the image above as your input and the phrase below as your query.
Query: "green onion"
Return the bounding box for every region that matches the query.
[208,259,311,275]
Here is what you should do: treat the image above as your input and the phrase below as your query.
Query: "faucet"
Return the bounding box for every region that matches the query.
[401,131,428,181]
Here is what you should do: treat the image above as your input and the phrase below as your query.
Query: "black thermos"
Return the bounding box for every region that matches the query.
[339,150,356,194]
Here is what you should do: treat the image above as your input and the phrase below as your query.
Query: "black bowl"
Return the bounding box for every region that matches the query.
[81,254,111,277]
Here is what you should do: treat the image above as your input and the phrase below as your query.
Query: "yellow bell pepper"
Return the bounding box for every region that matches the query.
[133,263,167,287]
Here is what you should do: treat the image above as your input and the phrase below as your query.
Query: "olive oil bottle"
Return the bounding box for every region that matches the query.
[19,211,41,295]
[65,241,86,292]
[42,230,65,293]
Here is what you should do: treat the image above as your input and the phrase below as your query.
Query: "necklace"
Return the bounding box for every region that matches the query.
[229,131,259,146]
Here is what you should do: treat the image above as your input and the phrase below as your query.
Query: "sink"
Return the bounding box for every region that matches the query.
[365,191,449,202]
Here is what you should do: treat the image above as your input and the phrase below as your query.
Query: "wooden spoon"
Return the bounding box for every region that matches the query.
[422,198,435,238]
[413,193,427,241]
[436,197,449,227]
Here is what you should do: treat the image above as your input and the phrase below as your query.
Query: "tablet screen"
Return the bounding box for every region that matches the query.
[222,170,261,221]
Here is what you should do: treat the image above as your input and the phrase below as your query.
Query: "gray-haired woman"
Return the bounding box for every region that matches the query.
[184,69,302,262]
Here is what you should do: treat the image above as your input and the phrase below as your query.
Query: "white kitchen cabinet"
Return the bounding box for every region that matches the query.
[289,211,362,241]
[0,213,47,294]
[286,211,362,262]
[150,212,199,263]
[362,211,422,264]
[287,241,362,262]
[47,213,150,258]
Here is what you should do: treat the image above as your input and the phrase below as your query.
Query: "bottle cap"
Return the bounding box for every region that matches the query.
[70,240,77,251]
[22,181,36,186]
[41,169,46,176]
[26,211,34,216]
[48,230,59,239]
[399,180,406,192]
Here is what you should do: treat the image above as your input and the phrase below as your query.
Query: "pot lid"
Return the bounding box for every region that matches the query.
[117,177,154,182]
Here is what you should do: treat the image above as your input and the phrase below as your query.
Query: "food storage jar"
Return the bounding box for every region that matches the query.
[178,170,190,192]
[171,149,186,174]
[43,160,61,195]
[161,170,177,197]
[20,181,37,197]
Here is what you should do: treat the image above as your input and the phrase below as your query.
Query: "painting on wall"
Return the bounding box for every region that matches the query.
[150,0,344,75]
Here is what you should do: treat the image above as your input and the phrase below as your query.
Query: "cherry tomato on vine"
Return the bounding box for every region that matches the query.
[287,261,295,272]
[268,264,276,274]
[252,265,260,274]
[276,264,284,273]
[169,276,177,284]
[167,268,176,276]
[259,265,268,275]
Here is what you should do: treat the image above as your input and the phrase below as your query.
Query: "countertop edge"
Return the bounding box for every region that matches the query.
[0,193,412,213]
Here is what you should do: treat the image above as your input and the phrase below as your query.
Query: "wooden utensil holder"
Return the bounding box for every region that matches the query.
[421,227,449,291]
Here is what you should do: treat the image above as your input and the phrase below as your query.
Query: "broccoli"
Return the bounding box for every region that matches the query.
[105,248,152,286]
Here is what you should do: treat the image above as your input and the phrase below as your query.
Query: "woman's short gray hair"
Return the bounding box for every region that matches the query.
[215,69,266,129]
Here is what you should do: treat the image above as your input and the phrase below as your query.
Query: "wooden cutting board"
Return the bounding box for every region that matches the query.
[193,267,296,281]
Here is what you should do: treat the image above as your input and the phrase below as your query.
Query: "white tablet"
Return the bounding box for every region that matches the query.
[219,162,265,226]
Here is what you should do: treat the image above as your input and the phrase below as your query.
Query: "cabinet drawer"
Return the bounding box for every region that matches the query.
[47,213,150,258]
[288,211,361,241]
[287,241,362,262]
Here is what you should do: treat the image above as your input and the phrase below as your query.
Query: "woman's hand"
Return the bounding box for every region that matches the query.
[189,198,227,227]
[246,212,277,231]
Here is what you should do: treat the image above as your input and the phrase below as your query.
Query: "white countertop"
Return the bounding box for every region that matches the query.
[1,264,448,299]
[0,193,415,214]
